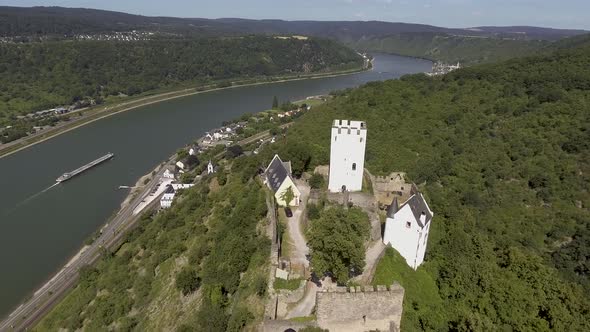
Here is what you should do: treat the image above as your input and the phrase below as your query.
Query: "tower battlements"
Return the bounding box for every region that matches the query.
[332,119,367,133]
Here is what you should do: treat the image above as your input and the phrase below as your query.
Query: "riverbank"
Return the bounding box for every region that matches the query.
[0,64,370,160]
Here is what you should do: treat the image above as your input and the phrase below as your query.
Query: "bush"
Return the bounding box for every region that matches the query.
[254,274,268,297]
[175,267,201,295]
[309,173,325,189]
[226,145,244,159]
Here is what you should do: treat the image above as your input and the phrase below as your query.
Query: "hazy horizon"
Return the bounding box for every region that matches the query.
[1,0,589,30]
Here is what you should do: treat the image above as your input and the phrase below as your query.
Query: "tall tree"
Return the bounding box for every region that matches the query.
[280,186,295,207]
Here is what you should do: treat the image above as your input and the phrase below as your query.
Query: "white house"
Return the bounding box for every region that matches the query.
[160,185,176,209]
[383,192,434,270]
[163,169,175,180]
[171,183,194,190]
[264,154,301,207]
[328,119,367,192]
[189,147,195,156]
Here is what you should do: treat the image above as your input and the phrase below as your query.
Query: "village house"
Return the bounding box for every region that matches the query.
[163,168,176,180]
[383,192,434,270]
[160,183,195,209]
[160,185,176,209]
[264,154,301,207]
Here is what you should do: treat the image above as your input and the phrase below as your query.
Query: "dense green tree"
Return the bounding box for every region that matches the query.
[280,186,295,207]
[307,206,370,282]
[309,173,325,189]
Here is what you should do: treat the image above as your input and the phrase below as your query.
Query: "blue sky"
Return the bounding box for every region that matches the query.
[2,0,589,29]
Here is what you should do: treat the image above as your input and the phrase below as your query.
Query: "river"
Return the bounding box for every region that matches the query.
[0,53,431,317]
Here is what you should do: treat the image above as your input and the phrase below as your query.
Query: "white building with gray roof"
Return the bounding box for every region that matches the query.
[264,154,301,207]
[383,191,434,270]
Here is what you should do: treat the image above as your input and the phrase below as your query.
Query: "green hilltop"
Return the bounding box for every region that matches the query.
[284,37,590,330]
[36,36,590,331]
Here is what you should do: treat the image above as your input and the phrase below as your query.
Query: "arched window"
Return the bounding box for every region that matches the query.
[352,163,357,171]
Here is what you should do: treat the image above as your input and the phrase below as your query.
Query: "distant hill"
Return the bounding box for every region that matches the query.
[2,6,588,66]
[1,6,586,41]
[467,26,588,40]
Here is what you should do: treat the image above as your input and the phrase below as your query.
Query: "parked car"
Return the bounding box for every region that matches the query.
[284,207,293,218]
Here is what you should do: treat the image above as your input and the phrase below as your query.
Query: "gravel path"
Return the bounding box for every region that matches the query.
[353,240,386,284]
[287,179,311,267]
[286,281,318,319]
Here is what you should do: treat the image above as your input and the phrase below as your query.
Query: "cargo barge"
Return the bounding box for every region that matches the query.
[56,153,114,183]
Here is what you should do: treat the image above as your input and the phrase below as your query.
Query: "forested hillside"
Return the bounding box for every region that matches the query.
[283,41,590,330]
[36,160,271,331]
[0,36,362,121]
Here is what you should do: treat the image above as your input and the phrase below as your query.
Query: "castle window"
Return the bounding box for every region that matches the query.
[360,137,363,142]
[334,136,337,141]
[352,163,357,171]
[406,221,411,228]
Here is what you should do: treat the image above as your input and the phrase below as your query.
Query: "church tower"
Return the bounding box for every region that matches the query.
[207,160,215,174]
[328,119,367,192]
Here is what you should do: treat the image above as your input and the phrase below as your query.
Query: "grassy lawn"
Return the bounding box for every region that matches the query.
[289,315,316,322]
[372,247,444,331]
[274,278,303,290]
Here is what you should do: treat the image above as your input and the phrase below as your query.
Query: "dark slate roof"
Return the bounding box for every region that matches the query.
[282,161,292,175]
[265,155,289,193]
[387,197,399,219]
[164,184,175,194]
[399,193,433,227]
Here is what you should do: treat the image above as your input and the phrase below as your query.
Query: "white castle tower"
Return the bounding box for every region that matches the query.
[383,192,433,270]
[328,119,367,192]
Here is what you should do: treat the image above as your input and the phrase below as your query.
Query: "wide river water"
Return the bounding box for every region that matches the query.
[0,54,431,317]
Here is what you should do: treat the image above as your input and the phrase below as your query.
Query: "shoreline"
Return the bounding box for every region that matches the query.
[0,65,370,160]
[0,157,169,328]
[1,97,293,326]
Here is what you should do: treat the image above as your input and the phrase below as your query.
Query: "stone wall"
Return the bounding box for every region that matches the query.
[316,284,404,332]
[370,171,412,207]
